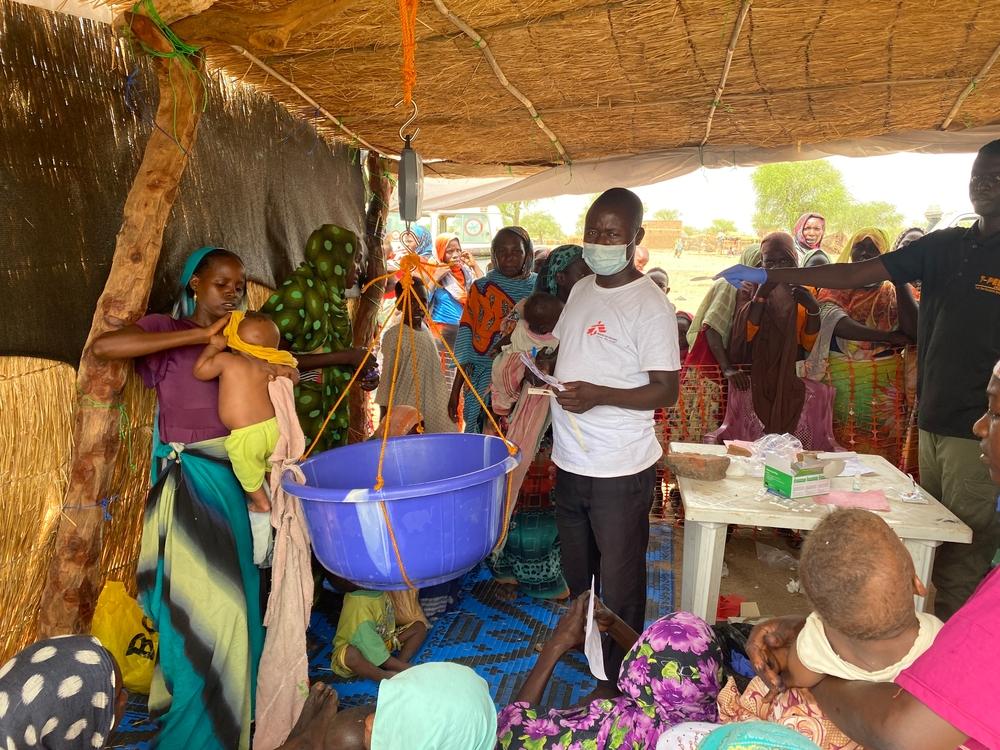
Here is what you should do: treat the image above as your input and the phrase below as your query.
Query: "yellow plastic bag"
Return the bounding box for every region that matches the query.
[91,581,158,693]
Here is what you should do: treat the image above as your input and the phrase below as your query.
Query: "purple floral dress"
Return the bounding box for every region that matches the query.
[497,612,723,750]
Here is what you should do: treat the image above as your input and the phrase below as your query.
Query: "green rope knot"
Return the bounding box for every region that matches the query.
[78,392,138,473]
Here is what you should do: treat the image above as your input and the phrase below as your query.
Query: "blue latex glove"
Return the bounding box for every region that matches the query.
[715,264,767,289]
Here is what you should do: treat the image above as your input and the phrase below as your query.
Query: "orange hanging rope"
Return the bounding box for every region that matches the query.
[405,296,425,434]
[399,0,418,106]
[300,253,520,586]
[373,284,409,490]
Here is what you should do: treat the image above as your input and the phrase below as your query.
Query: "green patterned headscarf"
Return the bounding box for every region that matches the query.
[536,244,583,296]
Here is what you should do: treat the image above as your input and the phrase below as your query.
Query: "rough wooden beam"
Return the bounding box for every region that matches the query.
[941,38,1000,130]
[701,0,752,146]
[172,0,358,54]
[37,14,206,637]
[431,0,571,164]
[348,152,391,444]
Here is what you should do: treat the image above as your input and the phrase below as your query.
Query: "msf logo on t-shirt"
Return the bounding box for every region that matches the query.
[586,320,617,343]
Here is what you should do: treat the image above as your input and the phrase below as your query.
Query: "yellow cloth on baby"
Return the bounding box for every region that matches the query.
[796,610,943,682]
[225,417,280,492]
[223,311,298,367]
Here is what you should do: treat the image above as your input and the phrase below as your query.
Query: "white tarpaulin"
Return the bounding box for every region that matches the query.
[12,0,111,22]
[422,124,1000,211]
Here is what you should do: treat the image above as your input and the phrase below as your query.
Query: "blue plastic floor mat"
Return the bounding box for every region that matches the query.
[108,521,675,749]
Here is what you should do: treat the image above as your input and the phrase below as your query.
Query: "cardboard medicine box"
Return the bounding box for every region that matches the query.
[763,455,831,498]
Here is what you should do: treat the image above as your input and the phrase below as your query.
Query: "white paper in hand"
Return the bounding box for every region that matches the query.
[584,575,608,681]
[519,352,565,391]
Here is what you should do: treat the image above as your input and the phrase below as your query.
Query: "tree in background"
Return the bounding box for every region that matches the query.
[520,210,566,245]
[498,200,536,227]
[652,208,682,222]
[751,161,902,238]
[707,218,739,235]
[574,193,602,238]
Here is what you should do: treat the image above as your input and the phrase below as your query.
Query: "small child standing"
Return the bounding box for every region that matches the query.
[331,583,428,682]
[193,311,298,564]
[490,291,563,417]
[376,277,457,435]
[786,508,943,686]
[646,266,670,295]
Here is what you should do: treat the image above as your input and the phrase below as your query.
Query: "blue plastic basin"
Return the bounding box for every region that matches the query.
[282,433,521,590]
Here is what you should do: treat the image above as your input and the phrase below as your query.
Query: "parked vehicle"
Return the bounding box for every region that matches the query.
[386,207,503,261]
[930,211,978,231]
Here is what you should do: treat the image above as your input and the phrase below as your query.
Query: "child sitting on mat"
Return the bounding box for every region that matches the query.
[490,291,563,417]
[331,581,428,682]
[193,310,298,564]
[785,508,944,687]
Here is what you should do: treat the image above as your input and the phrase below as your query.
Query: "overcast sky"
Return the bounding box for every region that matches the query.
[534,151,978,234]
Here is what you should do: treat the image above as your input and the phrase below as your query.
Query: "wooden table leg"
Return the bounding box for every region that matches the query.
[681,521,728,621]
[902,538,939,613]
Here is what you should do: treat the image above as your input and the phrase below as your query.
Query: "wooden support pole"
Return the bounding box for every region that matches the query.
[348,152,391,444]
[940,38,1000,130]
[36,15,206,637]
[230,45,384,154]
[431,0,571,164]
[701,0,753,147]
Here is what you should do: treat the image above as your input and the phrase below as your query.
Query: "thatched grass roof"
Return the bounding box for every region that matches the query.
[116,0,1000,174]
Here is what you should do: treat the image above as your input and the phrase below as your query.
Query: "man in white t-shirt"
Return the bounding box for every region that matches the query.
[549,188,681,693]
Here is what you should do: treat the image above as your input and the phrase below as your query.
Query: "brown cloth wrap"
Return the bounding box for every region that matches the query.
[730,233,805,434]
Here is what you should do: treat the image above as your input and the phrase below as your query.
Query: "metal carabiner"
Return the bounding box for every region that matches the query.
[395,99,420,143]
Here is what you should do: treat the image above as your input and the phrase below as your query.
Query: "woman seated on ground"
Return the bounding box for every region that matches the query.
[497,597,723,749]
[681,245,762,440]
[815,228,917,460]
[0,635,127,750]
[708,232,838,450]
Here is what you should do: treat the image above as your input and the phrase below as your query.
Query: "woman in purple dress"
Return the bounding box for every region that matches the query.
[93,247,263,750]
[497,597,724,750]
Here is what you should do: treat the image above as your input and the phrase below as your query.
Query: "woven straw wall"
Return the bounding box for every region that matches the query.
[0,282,274,663]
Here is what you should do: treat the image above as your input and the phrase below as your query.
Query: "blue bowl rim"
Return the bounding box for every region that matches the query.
[281,432,521,503]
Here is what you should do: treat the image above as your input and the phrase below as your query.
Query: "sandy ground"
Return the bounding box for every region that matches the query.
[644,249,743,315]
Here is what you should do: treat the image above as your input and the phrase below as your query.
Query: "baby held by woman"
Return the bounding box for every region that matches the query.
[194,311,298,564]
[490,292,563,416]
[787,508,943,687]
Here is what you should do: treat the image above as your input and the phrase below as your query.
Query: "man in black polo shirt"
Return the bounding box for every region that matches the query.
[717,139,1000,618]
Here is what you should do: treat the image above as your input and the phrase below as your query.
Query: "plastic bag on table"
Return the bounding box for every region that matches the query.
[749,433,803,474]
[90,580,158,693]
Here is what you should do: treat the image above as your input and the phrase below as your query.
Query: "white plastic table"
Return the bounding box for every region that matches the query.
[670,442,973,621]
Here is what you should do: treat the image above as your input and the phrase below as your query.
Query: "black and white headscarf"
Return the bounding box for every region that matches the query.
[0,635,117,750]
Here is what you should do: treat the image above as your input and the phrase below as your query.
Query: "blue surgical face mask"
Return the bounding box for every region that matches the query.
[582,237,635,276]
